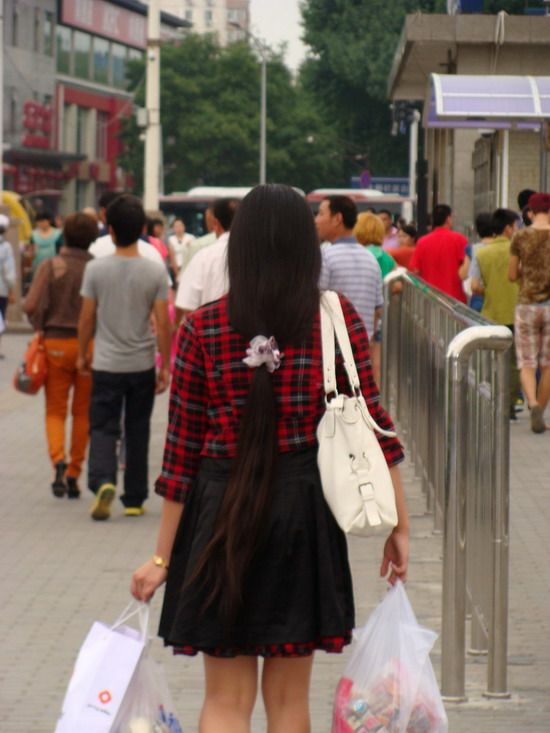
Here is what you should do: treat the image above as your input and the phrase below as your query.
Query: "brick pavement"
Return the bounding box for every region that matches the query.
[0,332,549,732]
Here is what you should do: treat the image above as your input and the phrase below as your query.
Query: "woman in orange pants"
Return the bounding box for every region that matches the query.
[24,212,96,498]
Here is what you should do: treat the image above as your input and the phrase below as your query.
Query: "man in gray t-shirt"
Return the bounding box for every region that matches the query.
[78,194,171,521]
[81,256,167,373]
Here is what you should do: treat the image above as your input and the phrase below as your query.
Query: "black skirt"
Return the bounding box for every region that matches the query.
[158,448,355,657]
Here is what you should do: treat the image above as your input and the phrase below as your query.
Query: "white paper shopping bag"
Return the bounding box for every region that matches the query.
[55,602,149,733]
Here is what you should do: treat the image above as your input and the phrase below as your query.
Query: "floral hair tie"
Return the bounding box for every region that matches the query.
[243,336,283,373]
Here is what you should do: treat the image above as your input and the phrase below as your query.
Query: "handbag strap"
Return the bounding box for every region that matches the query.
[320,290,360,395]
[320,291,396,438]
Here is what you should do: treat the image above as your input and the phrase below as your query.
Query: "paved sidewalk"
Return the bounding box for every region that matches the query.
[0,332,549,732]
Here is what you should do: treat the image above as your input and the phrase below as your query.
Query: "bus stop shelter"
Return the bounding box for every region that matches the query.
[387,12,550,230]
[427,74,550,205]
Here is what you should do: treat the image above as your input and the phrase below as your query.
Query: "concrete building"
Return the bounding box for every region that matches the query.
[3,0,83,209]
[158,0,250,45]
[388,13,550,234]
[3,0,188,215]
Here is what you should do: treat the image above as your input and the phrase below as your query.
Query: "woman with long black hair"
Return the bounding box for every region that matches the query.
[131,184,409,733]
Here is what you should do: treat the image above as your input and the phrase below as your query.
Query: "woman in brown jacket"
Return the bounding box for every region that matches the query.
[24,212,96,497]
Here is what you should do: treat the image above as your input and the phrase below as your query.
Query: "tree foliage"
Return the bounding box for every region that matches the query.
[119,34,344,194]
[120,3,534,192]
[299,0,531,180]
[299,0,446,180]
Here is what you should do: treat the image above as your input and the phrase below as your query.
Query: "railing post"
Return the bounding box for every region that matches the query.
[486,348,511,698]
[441,326,512,701]
[381,270,407,410]
[441,336,469,701]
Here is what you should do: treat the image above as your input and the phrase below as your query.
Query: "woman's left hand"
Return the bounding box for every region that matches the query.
[380,527,409,585]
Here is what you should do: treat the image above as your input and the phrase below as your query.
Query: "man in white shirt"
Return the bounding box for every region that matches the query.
[89,231,165,267]
[168,218,195,277]
[174,198,239,326]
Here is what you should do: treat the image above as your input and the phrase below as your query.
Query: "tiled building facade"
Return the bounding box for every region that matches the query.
[3,0,187,214]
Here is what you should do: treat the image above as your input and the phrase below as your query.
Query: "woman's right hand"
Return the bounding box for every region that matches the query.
[131,558,168,602]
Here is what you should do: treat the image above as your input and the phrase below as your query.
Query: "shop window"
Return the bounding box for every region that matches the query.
[128,48,143,64]
[76,107,89,155]
[93,37,110,85]
[56,26,72,74]
[111,43,127,88]
[9,93,17,137]
[44,11,54,56]
[11,6,18,46]
[76,181,89,210]
[74,31,91,79]
[62,103,73,152]
[96,112,109,160]
[34,8,41,52]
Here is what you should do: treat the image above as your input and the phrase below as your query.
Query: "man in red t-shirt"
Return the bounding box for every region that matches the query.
[409,204,468,303]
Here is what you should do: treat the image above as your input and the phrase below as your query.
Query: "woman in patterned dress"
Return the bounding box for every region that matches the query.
[131,184,409,733]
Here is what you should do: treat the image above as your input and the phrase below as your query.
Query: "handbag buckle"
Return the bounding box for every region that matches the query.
[358,482,382,527]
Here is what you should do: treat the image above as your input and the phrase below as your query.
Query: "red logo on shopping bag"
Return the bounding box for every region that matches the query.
[98,690,112,705]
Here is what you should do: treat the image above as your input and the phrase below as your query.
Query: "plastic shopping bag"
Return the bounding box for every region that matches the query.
[112,653,183,733]
[55,602,149,733]
[332,581,448,733]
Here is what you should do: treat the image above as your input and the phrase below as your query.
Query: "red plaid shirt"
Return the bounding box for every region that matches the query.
[156,294,404,503]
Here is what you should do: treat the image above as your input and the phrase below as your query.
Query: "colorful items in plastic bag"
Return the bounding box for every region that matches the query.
[332,582,448,733]
[335,667,445,733]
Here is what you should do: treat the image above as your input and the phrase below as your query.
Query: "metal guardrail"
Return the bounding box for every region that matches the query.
[381,271,513,701]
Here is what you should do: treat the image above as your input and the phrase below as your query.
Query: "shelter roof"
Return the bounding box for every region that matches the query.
[426,74,550,129]
[388,13,550,101]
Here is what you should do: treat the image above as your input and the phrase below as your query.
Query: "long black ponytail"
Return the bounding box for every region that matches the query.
[189,184,321,624]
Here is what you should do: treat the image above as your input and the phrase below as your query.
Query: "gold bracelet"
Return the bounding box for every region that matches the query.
[152,554,169,569]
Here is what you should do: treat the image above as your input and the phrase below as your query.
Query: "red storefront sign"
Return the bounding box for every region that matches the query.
[61,0,147,49]
[21,101,53,150]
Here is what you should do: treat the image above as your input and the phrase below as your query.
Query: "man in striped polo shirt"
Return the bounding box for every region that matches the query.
[316,195,383,340]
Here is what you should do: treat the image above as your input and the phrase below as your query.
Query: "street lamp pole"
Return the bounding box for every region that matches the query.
[259,54,266,185]
[0,0,4,194]
[144,0,161,210]
[230,23,267,184]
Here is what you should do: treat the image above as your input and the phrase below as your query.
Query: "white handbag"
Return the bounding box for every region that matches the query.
[317,291,398,536]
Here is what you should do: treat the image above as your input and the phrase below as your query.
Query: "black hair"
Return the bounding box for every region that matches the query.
[189,184,321,623]
[63,212,98,250]
[35,210,53,224]
[325,195,357,230]
[146,217,164,236]
[212,198,239,231]
[475,212,493,239]
[517,189,536,210]
[521,205,532,227]
[432,204,452,228]
[378,208,393,219]
[98,190,121,210]
[106,194,146,247]
[400,224,417,241]
[491,208,518,236]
